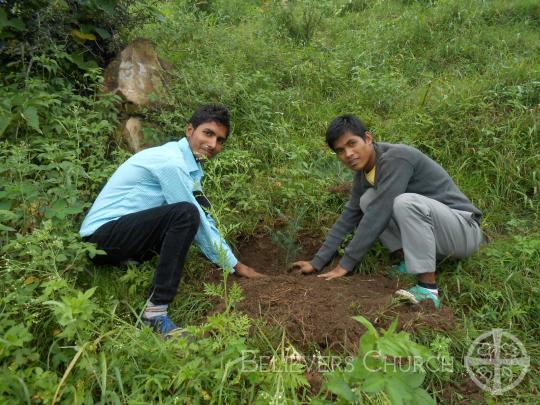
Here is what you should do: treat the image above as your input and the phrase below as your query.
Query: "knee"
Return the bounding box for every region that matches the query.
[171,202,200,227]
[360,188,376,212]
[392,193,424,218]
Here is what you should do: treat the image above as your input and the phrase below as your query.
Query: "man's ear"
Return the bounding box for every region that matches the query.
[185,123,194,138]
[365,131,373,144]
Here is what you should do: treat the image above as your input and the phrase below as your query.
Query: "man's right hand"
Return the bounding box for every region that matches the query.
[234,262,265,279]
[291,261,316,275]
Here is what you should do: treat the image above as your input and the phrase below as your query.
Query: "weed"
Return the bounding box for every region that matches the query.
[276,0,325,46]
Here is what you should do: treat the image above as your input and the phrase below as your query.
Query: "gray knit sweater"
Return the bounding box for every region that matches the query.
[311,142,482,272]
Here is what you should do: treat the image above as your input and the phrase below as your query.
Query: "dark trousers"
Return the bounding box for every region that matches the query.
[86,202,200,305]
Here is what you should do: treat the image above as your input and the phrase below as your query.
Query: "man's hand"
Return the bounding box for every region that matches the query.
[234,262,265,279]
[291,261,316,275]
[317,265,348,280]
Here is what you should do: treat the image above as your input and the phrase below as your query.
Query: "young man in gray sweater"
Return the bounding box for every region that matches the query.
[293,115,483,309]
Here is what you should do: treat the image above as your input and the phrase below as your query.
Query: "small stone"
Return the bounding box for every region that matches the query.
[122,117,144,153]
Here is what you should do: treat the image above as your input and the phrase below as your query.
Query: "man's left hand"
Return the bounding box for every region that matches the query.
[317,265,348,280]
[234,262,265,279]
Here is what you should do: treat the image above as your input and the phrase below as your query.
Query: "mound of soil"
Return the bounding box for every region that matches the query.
[208,232,455,352]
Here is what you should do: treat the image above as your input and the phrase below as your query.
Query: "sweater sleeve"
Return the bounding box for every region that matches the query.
[310,176,364,271]
[338,158,414,272]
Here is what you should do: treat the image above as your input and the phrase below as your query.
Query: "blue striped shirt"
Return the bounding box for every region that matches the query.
[80,138,238,269]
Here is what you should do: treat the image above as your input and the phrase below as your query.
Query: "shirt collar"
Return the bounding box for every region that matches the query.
[179,137,203,176]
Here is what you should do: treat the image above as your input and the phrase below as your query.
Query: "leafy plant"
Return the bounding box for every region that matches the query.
[324,316,435,404]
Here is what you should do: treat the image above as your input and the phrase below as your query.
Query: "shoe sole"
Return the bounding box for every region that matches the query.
[394,289,420,304]
[394,289,441,310]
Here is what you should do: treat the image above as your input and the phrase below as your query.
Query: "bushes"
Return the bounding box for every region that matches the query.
[276,0,325,46]
[0,71,120,239]
[0,0,161,73]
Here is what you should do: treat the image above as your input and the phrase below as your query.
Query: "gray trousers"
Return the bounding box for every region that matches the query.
[360,190,483,274]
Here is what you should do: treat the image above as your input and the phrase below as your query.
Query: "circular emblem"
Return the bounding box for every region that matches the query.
[465,329,530,395]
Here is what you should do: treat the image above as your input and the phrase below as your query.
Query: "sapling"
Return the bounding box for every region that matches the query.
[268,208,305,270]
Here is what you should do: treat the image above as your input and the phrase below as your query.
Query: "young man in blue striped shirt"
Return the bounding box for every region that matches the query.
[80,104,263,336]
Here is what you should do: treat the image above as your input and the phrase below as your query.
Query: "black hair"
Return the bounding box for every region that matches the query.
[325,114,367,150]
[188,104,231,136]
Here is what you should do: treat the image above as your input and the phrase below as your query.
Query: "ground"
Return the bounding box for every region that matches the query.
[207,232,455,352]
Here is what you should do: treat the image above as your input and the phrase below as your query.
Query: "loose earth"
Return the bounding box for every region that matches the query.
[207,232,455,352]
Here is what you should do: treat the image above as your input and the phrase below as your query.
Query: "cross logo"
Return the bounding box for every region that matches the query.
[465,329,530,395]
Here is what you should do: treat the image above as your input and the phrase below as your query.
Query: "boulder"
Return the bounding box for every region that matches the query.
[104,38,169,107]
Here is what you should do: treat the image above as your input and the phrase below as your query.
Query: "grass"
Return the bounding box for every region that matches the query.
[0,0,539,403]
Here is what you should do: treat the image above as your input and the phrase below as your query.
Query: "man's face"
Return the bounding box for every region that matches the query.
[333,131,375,172]
[186,120,228,161]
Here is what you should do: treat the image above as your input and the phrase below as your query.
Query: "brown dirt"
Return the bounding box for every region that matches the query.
[441,379,485,404]
[207,232,455,353]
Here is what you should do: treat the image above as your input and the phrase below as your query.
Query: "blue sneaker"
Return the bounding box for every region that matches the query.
[143,315,185,338]
[394,285,441,310]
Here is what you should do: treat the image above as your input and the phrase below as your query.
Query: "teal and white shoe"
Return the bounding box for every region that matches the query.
[394,285,441,310]
[385,261,409,278]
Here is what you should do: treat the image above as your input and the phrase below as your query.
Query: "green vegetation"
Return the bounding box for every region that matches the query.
[1,0,538,403]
